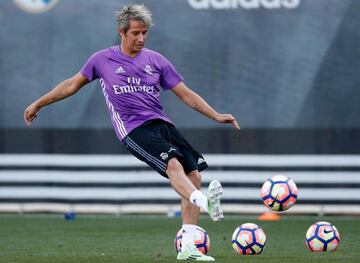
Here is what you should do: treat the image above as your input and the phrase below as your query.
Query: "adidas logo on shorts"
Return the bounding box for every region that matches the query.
[198,158,205,164]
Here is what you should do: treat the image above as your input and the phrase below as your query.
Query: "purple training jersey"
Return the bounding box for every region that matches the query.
[80,46,183,142]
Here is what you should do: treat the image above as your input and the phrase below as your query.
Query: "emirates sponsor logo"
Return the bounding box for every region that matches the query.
[113,77,155,95]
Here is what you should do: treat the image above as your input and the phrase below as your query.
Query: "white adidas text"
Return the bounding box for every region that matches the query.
[188,0,301,9]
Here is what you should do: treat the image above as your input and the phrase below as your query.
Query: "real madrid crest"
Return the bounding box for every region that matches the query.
[160,152,168,160]
[144,64,153,76]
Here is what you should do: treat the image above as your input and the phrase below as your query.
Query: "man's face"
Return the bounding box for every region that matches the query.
[120,20,148,55]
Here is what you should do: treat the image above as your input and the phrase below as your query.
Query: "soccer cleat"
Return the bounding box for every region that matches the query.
[207,180,224,222]
[177,245,215,261]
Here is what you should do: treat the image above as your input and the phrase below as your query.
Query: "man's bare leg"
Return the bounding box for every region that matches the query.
[180,170,202,252]
[181,170,201,224]
[166,157,223,222]
[166,157,198,199]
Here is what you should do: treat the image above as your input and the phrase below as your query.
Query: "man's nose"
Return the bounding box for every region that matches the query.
[138,34,145,42]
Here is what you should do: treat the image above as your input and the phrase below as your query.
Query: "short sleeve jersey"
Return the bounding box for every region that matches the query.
[80,46,183,142]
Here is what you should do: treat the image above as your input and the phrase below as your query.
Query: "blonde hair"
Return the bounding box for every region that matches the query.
[116,4,153,33]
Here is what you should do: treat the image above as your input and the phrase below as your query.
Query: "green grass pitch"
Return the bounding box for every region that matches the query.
[0,214,359,262]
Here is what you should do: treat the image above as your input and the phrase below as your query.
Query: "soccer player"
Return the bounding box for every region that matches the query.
[24,4,240,261]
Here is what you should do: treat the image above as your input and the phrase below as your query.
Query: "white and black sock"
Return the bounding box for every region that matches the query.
[189,190,208,212]
[181,224,197,252]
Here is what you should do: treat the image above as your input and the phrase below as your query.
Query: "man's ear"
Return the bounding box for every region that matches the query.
[118,28,124,39]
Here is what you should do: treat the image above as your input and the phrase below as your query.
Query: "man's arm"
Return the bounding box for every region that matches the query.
[171,82,240,130]
[24,73,90,126]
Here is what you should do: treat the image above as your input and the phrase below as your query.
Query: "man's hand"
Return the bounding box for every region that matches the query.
[24,104,40,126]
[214,114,240,130]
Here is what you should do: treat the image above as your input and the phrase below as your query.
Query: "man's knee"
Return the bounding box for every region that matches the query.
[166,157,184,176]
[187,170,202,189]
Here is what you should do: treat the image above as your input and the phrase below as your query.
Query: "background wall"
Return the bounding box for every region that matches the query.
[1,0,360,216]
[1,0,359,153]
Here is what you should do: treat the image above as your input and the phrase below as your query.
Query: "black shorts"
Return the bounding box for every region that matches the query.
[123,119,208,178]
